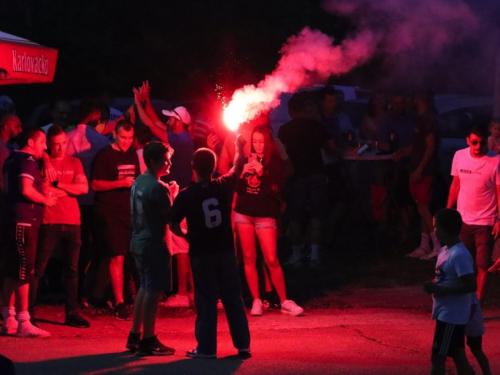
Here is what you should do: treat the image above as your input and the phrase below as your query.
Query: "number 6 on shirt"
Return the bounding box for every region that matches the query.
[202,198,222,228]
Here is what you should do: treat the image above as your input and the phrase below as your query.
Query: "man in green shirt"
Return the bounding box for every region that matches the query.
[126,142,178,356]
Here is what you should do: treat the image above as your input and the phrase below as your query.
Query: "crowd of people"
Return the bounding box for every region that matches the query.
[0,82,499,365]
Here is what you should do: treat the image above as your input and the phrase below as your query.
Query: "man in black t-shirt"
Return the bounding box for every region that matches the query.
[278,92,337,268]
[89,120,140,320]
[2,128,57,338]
[169,138,250,359]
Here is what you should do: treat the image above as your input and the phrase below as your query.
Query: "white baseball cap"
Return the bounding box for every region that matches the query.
[162,106,191,125]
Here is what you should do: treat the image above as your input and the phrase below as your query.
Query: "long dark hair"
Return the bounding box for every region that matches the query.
[250,125,280,167]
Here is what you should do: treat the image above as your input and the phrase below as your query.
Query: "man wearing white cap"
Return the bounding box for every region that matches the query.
[162,107,191,128]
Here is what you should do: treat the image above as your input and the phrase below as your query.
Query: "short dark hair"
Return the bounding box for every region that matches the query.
[79,98,101,122]
[134,125,152,146]
[468,123,489,139]
[192,148,216,176]
[287,92,308,116]
[143,141,169,169]
[434,209,462,236]
[319,85,337,101]
[115,119,134,133]
[18,128,44,148]
[47,124,65,140]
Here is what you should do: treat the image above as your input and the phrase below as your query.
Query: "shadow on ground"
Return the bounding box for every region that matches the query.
[15,352,246,375]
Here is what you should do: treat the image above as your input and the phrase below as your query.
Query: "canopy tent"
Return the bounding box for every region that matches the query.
[0,31,58,85]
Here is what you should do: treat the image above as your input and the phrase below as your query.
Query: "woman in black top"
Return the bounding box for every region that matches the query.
[234,125,303,316]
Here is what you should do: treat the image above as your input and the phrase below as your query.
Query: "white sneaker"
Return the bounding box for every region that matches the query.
[406,246,429,259]
[16,322,51,338]
[281,300,304,316]
[250,299,263,316]
[163,294,190,308]
[1,316,18,335]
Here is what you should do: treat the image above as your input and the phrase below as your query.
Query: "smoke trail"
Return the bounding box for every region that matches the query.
[224,0,496,129]
[324,0,492,92]
[224,27,379,129]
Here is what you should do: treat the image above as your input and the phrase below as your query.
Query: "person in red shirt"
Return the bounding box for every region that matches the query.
[29,125,90,328]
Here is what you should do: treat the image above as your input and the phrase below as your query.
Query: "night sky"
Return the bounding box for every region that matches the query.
[1,0,499,121]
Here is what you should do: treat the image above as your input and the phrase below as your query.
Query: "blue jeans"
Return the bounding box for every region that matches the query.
[29,224,81,314]
[190,252,250,354]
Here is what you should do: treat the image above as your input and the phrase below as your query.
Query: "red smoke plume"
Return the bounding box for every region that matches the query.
[223,27,379,130]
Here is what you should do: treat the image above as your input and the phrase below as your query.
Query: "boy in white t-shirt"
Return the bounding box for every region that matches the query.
[423,208,476,375]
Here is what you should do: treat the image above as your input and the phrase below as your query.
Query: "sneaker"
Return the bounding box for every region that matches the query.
[406,247,429,259]
[1,316,18,336]
[126,332,141,352]
[238,348,252,358]
[423,248,440,260]
[250,299,263,316]
[16,322,51,338]
[87,297,113,311]
[114,303,130,321]
[186,348,216,359]
[163,294,190,308]
[65,312,90,328]
[30,317,39,328]
[136,335,175,356]
[281,300,304,316]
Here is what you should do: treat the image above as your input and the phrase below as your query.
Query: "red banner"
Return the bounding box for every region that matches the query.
[0,31,58,85]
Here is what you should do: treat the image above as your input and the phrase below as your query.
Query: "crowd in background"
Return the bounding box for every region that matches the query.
[0,82,499,353]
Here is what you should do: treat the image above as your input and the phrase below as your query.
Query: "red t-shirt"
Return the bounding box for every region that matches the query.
[42,155,85,225]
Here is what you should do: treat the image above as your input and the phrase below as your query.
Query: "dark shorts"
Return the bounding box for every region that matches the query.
[94,209,131,257]
[432,320,465,357]
[133,251,170,293]
[460,223,494,269]
[409,175,433,206]
[285,173,329,220]
[466,335,482,351]
[4,224,39,281]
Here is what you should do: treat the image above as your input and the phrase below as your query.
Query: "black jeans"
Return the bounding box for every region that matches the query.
[29,224,81,314]
[190,252,250,355]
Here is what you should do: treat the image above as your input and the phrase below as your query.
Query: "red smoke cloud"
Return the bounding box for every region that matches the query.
[224,27,379,130]
[224,0,484,129]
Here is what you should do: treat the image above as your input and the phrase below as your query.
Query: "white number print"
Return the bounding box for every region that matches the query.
[202,198,222,228]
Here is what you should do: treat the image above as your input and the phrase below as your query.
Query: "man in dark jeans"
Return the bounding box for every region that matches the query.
[29,125,90,328]
[169,139,250,359]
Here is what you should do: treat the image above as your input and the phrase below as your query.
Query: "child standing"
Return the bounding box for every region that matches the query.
[487,118,500,154]
[423,208,477,375]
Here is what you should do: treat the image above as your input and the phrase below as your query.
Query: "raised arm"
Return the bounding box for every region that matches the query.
[230,135,246,177]
[133,88,169,143]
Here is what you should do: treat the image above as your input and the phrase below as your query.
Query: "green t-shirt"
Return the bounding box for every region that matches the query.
[130,172,171,255]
